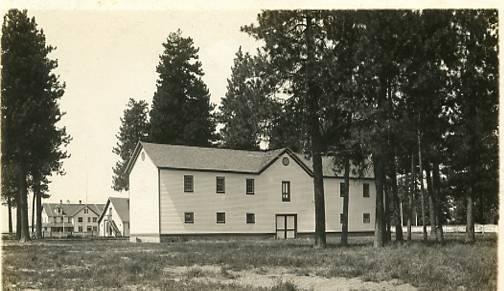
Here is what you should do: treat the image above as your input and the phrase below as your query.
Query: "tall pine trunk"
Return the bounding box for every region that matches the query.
[417,129,427,240]
[432,160,444,241]
[16,202,21,239]
[305,15,326,249]
[32,174,43,239]
[390,153,403,241]
[15,162,30,242]
[373,149,386,247]
[425,163,438,240]
[341,158,350,246]
[465,191,475,243]
[407,153,415,241]
[384,185,391,242]
[31,191,35,235]
[36,183,43,239]
[7,196,13,233]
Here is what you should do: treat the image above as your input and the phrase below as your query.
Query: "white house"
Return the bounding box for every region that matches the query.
[126,142,376,243]
[98,197,130,237]
[41,202,104,237]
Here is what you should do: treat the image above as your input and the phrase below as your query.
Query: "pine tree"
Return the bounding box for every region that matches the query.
[149,30,215,146]
[244,10,339,248]
[218,48,276,150]
[2,9,69,241]
[112,98,150,191]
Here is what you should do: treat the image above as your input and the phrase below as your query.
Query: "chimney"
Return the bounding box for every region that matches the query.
[79,200,82,204]
[60,200,62,204]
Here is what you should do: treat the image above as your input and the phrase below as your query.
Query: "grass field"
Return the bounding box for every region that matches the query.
[1,234,496,290]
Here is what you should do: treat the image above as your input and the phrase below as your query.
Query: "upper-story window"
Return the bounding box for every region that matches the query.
[87,217,91,223]
[78,217,83,223]
[216,177,225,193]
[184,175,194,192]
[340,183,347,197]
[84,208,88,214]
[93,217,97,222]
[282,181,291,202]
[246,179,255,195]
[363,183,370,198]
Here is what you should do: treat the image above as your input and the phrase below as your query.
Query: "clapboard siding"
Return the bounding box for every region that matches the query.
[159,153,375,234]
[99,202,129,237]
[129,148,159,241]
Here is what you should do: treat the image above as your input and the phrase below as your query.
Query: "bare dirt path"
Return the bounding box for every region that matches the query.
[163,265,418,291]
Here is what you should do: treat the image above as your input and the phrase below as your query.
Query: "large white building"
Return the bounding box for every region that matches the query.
[126,142,376,243]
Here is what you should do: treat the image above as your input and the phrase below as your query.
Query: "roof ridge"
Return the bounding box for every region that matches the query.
[141,141,286,154]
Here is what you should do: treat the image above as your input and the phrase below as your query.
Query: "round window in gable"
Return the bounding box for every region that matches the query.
[282,157,290,166]
[141,152,145,161]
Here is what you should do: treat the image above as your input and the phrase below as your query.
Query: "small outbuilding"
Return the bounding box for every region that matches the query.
[98,197,129,237]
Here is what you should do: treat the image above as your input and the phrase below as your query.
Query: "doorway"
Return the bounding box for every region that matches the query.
[275,214,297,239]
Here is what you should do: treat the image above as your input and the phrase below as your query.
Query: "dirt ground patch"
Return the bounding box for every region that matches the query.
[164,264,418,290]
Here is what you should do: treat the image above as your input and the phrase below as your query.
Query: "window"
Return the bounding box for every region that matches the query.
[87,226,92,232]
[53,217,57,223]
[246,213,255,224]
[93,217,97,223]
[88,217,91,223]
[282,157,290,166]
[363,213,371,224]
[340,183,347,197]
[68,217,71,223]
[60,217,64,222]
[78,217,83,223]
[246,179,255,194]
[282,181,291,202]
[340,213,345,224]
[78,226,83,232]
[93,226,97,231]
[84,208,88,214]
[216,212,226,224]
[363,183,370,198]
[184,175,194,192]
[184,212,194,224]
[216,177,225,193]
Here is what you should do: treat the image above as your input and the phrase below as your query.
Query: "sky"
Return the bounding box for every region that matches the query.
[0,8,263,231]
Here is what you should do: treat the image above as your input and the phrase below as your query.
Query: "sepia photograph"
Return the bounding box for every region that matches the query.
[0,1,500,290]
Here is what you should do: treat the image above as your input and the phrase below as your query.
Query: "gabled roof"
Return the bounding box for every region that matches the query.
[294,154,375,179]
[125,142,308,175]
[98,197,129,223]
[124,141,374,179]
[42,203,105,217]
